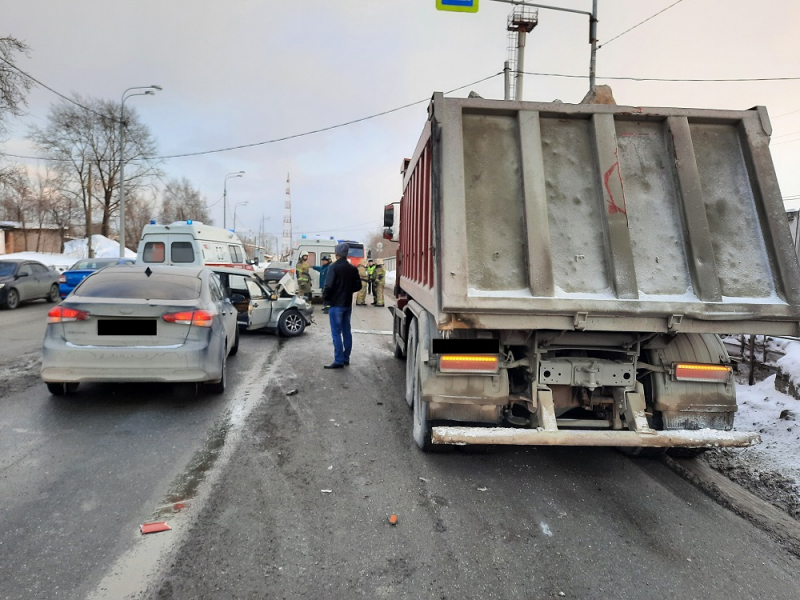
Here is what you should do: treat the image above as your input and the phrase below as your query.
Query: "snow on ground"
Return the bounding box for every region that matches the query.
[703,370,800,517]
[1,251,78,271]
[63,235,136,259]
[385,269,396,288]
[732,376,800,481]
[2,235,136,272]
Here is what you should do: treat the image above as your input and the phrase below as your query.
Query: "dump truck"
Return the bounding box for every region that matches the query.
[385,92,800,453]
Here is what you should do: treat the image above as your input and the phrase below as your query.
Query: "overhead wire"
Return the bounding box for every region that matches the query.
[0,55,120,123]
[598,0,687,49]
[519,71,800,83]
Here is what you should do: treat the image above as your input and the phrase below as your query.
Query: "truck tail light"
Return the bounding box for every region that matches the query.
[674,363,732,383]
[163,310,215,327]
[439,355,499,374]
[47,306,90,323]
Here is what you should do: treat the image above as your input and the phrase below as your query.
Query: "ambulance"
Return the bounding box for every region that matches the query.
[136,221,253,270]
[289,236,365,299]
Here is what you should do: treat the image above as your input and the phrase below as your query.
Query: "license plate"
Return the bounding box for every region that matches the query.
[98,319,157,336]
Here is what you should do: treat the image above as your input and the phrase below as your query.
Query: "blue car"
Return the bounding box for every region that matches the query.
[59,257,135,299]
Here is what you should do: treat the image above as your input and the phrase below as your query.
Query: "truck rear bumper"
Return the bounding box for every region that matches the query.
[432,426,760,448]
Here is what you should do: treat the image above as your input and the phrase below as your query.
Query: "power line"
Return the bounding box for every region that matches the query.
[599,0,687,49]
[2,72,503,163]
[5,68,800,166]
[0,56,120,123]
[520,71,800,83]
[139,72,504,160]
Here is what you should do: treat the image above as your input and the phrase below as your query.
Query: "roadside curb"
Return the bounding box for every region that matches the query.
[663,455,800,558]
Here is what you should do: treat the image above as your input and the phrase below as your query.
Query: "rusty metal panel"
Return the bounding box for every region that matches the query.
[399,95,800,334]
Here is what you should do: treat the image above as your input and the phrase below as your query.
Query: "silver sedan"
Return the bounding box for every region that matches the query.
[41,265,239,396]
[212,267,313,337]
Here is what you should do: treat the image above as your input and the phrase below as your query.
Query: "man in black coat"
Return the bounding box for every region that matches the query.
[322,243,362,369]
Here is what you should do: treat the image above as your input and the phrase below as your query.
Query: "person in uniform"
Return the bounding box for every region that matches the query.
[296,252,312,301]
[356,262,369,306]
[372,259,386,307]
[312,256,332,313]
[366,259,376,297]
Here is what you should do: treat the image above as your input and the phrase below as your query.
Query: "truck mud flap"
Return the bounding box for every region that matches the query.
[431,426,760,448]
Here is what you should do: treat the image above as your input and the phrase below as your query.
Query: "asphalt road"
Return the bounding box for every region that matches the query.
[2,299,800,599]
[0,309,283,600]
[144,304,798,600]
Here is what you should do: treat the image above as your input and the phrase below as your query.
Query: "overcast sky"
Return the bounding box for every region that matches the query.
[4,0,800,251]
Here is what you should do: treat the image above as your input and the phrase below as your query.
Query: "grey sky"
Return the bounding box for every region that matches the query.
[5,0,800,248]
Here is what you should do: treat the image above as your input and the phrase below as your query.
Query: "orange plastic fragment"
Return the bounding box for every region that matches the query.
[140,521,171,534]
[389,514,398,526]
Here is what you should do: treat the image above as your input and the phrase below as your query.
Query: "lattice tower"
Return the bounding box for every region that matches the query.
[282,173,293,259]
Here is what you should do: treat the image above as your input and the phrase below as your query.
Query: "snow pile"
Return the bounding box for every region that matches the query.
[733,375,800,481]
[0,251,78,271]
[775,342,800,388]
[385,269,396,288]
[63,235,136,259]
[703,376,800,516]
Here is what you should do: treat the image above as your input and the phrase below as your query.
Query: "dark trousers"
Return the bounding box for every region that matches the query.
[328,306,353,365]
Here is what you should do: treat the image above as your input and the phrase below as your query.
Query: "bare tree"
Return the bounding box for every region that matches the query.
[159,177,210,224]
[28,95,161,244]
[0,37,31,139]
[125,190,157,249]
[364,228,398,259]
[0,164,67,251]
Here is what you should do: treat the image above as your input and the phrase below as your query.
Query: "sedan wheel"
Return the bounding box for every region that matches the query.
[4,288,20,310]
[47,382,79,396]
[205,349,226,394]
[47,284,60,302]
[229,327,240,356]
[278,310,305,337]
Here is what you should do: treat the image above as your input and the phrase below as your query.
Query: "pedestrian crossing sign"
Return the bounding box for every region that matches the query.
[437,0,479,13]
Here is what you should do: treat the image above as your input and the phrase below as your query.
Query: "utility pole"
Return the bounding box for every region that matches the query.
[507,6,538,101]
[87,162,93,258]
[491,0,597,96]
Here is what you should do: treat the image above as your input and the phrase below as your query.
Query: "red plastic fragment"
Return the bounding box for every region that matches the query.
[140,521,171,534]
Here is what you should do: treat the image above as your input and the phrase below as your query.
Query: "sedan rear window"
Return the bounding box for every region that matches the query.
[72,259,118,270]
[75,273,202,300]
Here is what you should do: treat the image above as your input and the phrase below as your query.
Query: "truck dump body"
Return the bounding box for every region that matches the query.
[400,94,800,335]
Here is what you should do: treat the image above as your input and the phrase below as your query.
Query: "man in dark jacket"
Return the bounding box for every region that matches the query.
[322,243,362,369]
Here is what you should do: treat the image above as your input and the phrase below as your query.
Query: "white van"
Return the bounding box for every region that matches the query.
[136,221,253,271]
[290,237,365,299]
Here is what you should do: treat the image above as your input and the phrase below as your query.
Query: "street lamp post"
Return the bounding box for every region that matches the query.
[490,0,598,95]
[233,201,249,231]
[118,85,161,257]
[223,171,245,229]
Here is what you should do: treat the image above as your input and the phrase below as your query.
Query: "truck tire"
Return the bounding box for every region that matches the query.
[393,315,405,359]
[409,318,432,451]
[404,319,418,408]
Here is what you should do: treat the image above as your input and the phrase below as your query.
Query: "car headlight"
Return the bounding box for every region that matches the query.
[0,283,5,289]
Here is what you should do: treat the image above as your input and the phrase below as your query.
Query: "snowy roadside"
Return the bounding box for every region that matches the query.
[702,373,800,519]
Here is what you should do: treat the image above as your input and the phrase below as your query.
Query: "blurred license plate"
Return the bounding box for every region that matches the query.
[98,319,157,336]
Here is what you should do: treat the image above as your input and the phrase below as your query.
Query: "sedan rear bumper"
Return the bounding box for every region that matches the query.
[41,336,221,383]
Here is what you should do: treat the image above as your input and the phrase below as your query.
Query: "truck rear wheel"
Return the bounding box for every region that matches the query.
[408,316,432,451]
[404,319,418,408]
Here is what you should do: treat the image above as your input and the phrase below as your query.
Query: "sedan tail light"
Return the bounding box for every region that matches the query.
[162,310,215,327]
[48,306,91,323]
[58,275,66,283]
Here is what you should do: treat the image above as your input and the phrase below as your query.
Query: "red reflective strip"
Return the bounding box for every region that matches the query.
[674,363,731,382]
[439,355,499,374]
